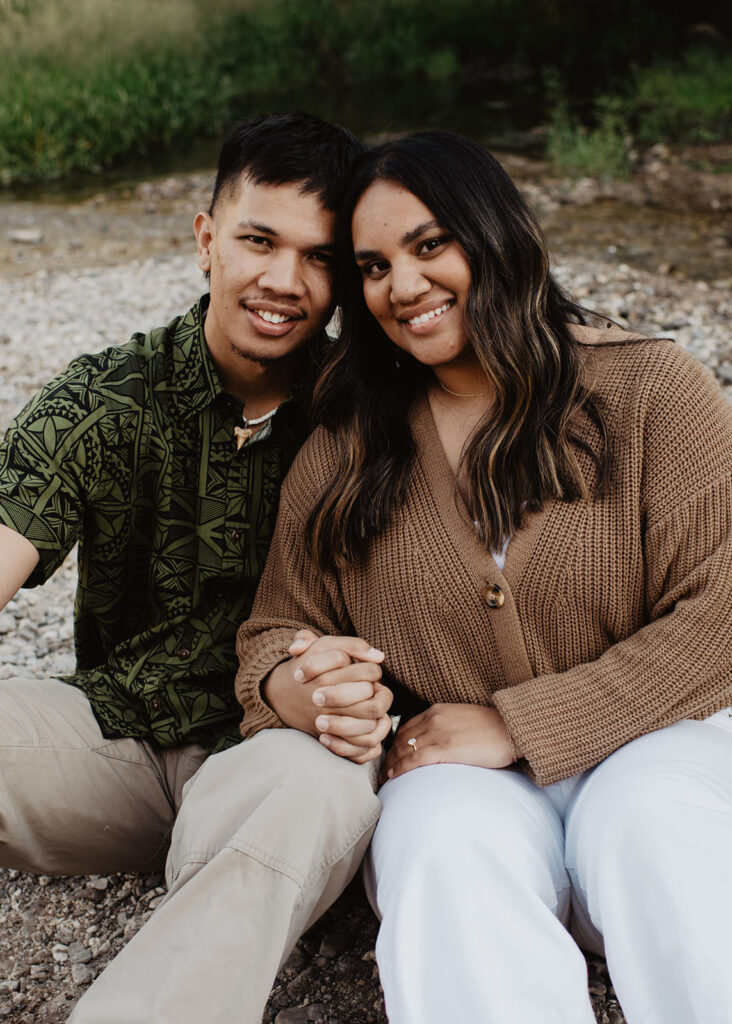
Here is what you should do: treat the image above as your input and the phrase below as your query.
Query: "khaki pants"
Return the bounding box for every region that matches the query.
[0,677,380,1023]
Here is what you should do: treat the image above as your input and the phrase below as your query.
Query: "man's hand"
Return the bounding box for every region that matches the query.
[380,703,519,783]
[263,631,393,764]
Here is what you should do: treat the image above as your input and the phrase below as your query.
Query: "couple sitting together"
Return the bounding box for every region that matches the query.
[1,112,731,1024]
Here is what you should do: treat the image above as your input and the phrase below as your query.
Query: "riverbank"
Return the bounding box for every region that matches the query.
[0,159,730,1022]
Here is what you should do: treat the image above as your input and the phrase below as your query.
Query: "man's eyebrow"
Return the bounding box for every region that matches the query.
[237,220,279,236]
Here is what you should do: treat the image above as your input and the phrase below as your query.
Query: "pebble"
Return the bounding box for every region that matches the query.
[6,229,43,245]
[70,963,95,986]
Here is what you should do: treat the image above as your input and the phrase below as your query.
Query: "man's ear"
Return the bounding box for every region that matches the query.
[193,212,214,273]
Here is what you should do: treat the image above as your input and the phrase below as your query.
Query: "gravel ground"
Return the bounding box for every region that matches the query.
[0,162,730,1022]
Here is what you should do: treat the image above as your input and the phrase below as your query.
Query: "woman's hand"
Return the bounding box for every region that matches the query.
[380,703,518,783]
[263,630,394,763]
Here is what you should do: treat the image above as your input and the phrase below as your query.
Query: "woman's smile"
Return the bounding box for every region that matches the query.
[352,179,473,370]
[400,298,456,331]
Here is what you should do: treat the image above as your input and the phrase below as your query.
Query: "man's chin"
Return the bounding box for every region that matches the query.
[229,342,300,369]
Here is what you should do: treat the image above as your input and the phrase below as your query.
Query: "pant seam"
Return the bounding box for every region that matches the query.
[172,803,381,889]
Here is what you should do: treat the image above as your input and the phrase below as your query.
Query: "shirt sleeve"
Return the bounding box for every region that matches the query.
[235,457,352,739]
[493,347,732,785]
[0,359,107,585]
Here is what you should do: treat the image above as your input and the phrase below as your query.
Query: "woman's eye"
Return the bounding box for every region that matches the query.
[418,235,450,255]
[361,261,389,279]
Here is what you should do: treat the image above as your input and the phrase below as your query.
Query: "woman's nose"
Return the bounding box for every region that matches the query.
[389,260,430,305]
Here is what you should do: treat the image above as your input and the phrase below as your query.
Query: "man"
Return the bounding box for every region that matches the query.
[0,113,389,1022]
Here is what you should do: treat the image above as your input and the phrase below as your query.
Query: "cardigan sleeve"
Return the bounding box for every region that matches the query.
[234,435,353,739]
[493,347,732,786]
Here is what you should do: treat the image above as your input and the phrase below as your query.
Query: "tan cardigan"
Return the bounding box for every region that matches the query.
[235,332,732,785]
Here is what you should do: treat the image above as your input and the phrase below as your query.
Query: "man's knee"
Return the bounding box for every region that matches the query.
[168,729,380,887]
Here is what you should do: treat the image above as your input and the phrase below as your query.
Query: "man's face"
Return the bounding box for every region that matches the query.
[194,176,337,390]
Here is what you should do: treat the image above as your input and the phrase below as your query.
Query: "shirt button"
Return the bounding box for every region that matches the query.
[482,583,505,608]
[178,648,191,659]
[230,529,242,542]
[151,699,162,711]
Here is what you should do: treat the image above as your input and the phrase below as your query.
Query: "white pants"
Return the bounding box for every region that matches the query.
[365,711,732,1024]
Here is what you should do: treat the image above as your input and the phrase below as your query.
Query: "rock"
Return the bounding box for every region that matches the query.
[68,943,92,965]
[318,930,353,958]
[7,229,43,245]
[70,962,95,986]
[55,923,75,945]
[275,1005,326,1024]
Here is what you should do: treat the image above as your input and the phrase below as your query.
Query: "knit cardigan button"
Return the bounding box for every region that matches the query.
[482,583,505,608]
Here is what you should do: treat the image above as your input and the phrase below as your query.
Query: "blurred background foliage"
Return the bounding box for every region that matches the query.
[0,0,730,184]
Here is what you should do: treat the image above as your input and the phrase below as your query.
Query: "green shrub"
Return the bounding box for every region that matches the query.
[631,48,732,144]
[545,73,631,181]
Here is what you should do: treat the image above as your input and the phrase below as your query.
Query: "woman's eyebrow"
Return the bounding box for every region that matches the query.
[354,220,440,262]
[400,220,439,246]
[353,247,381,262]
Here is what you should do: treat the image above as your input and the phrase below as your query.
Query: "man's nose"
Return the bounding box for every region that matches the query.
[257,251,306,297]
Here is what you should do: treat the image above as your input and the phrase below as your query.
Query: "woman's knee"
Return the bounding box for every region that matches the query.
[371,764,567,912]
[567,721,732,886]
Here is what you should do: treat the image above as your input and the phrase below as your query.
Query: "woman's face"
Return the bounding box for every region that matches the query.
[351,180,473,371]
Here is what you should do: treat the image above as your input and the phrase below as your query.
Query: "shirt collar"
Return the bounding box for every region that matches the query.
[172,292,331,426]
[172,294,227,422]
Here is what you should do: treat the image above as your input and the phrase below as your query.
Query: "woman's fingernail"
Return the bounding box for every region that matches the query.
[293,668,304,682]
[367,647,384,658]
[312,691,326,706]
[387,768,394,778]
[320,734,331,747]
[315,716,329,731]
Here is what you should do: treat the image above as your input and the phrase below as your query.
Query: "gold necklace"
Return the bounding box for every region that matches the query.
[437,380,484,399]
[233,404,280,450]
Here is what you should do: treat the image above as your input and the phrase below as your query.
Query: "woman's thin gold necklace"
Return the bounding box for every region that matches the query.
[438,380,484,399]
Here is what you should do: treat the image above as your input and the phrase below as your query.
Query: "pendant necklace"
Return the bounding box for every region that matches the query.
[233,404,279,450]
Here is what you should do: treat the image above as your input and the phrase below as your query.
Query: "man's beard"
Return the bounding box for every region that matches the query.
[228,340,297,369]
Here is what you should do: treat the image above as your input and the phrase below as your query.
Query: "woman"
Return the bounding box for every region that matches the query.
[235,132,732,1023]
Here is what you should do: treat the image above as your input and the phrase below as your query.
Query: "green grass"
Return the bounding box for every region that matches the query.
[0,0,480,183]
[544,48,732,180]
[544,72,632,181]
[631,48,732,144]
[0,0,730,184]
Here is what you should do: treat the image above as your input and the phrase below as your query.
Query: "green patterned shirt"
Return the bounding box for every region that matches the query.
[0,296,312,752]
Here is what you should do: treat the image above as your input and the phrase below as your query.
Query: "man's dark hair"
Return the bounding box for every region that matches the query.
[209,112,363,214]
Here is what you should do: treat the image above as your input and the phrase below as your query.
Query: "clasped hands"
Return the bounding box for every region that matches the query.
[264,630,520,777]
[263,630,393,764]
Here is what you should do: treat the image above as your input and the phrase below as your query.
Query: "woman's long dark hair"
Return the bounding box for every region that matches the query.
[309,132,611,571]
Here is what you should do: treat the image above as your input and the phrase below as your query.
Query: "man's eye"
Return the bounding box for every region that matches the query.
[309,252,332,266]
[241,235,271,247]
